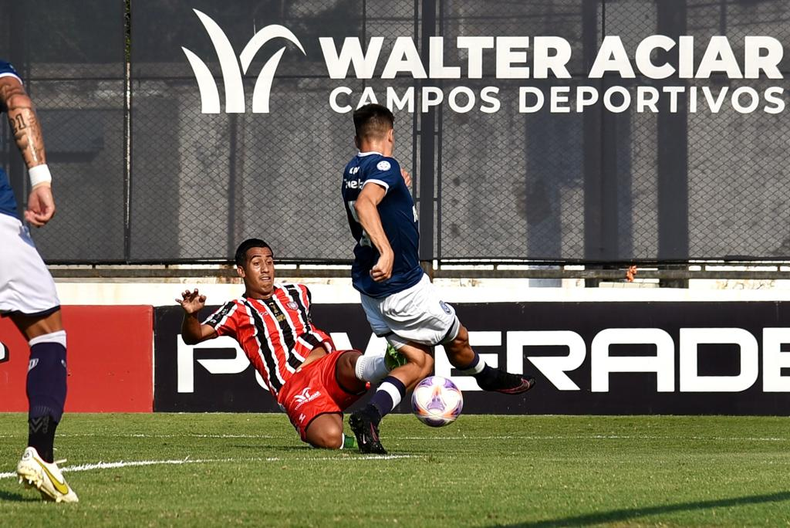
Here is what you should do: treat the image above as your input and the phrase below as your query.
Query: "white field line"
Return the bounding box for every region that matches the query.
[396,434,790,442]
[0,454,417,480]
[1,433,788,442]
[0,433,277,439]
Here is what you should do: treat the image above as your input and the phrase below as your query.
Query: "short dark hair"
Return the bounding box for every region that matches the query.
[234,238,272,267]
[353,103,394,141]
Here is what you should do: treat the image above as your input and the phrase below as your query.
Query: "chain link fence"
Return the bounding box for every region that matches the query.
[0,0,126,263]
[2,0,789,264]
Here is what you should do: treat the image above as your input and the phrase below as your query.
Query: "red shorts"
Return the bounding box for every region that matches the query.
[276,350,365,441]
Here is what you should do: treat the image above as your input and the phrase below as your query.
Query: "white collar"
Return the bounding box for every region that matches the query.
[357,151,384,157]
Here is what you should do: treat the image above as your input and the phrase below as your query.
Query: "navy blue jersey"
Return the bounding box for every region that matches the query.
[341,152,423,298]
[0,60,22,219]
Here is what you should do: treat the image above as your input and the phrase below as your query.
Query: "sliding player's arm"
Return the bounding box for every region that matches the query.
[354,182,394,282]
[0,75,54,226]
[177,289,218,345]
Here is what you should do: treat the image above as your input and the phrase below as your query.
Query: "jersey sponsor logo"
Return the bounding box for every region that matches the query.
[183,9,305,114]
[376,160,391,171]
[344,178,364,189]
[293,387,321,409]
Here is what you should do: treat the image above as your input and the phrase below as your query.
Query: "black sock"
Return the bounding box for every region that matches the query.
[26,334,68,463]
[28,415,57,463]
[473,364,501,386]
[367,376,406,422]
[457,352,522,391]
[457,352,500,386]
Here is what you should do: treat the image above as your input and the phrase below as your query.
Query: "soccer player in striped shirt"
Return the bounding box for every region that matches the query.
[0,60,78,502]
[178,239,397,450]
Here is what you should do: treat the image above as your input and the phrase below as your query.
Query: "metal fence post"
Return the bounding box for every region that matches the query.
[419,0,436,276]
[582,0,603,285]
[657,0,689,286]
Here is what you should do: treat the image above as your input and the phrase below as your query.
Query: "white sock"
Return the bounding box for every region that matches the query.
[458,352,486,375]
[378,381,403,409]
[354,355,390,383]
[29,330,67,347]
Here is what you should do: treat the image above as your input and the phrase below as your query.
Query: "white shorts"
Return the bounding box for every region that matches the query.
[0,213,60,316]
[360,274,460,349]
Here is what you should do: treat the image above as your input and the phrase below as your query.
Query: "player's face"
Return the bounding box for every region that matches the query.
[239,247,275,298]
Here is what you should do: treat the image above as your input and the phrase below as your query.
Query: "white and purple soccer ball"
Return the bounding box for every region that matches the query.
[411,376,463,427]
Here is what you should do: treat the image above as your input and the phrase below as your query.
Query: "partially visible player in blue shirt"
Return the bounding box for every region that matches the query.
[0,60,78,502]
[0,62,22,219]
[341,104,536,454]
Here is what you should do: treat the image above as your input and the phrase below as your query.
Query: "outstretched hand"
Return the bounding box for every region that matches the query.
[177,288,207,314]
[25,185,55,227]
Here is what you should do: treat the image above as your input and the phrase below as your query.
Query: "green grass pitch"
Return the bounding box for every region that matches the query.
[1,413,789,526]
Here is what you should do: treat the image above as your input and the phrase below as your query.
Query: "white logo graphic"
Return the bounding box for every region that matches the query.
[433,328,790,393]
[182,9,306,114]
[293,387,321,409]
[376,161,391,171]
[28,358,39,372]
[0,342,7,363]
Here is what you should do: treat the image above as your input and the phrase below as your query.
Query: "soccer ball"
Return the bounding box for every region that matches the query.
[411,376,463,427]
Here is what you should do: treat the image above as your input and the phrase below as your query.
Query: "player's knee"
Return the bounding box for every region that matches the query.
[309,423,344,450]
[316,435,343,450]
[340,350,362,372]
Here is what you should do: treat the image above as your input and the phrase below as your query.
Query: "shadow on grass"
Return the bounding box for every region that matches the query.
[497,491,790,527]
[0,489,41,502]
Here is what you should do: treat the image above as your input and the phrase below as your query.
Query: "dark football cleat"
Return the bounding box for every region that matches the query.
[349,408,387,455]
[478,369,537,395]
[493,375,536,395]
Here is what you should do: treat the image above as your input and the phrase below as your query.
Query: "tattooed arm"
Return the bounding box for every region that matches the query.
[0,75,55,226]
[0,76,47,171]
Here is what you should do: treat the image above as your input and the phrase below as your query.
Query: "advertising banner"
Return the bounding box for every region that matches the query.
[0,306,154,413]
[131,0,790,263]
[155,301,790,415]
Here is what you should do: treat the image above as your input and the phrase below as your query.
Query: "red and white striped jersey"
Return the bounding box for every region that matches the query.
[203,283,334,397]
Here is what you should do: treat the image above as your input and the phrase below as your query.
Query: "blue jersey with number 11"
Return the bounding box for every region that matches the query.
[341,152,423,298]
[0,60,21,219]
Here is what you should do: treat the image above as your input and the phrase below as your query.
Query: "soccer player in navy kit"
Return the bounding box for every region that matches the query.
[0,61,78,502]
[342,104,536,454]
